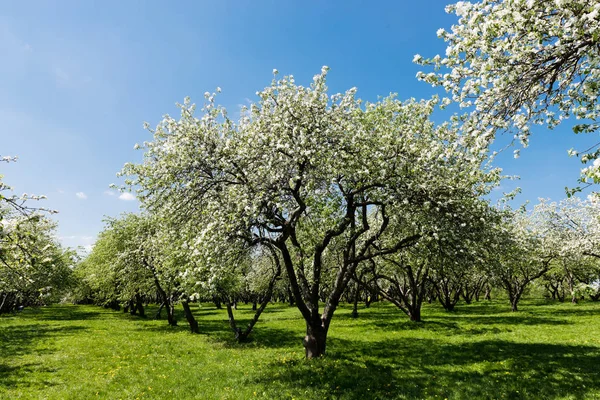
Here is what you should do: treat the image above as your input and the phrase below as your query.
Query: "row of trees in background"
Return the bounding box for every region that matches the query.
[72,66,600,358]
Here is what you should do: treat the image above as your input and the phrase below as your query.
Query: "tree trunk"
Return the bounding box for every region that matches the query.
[147,263,176,326]
[463,293,473,305]
[155,302,165,319]
[135,293,145,317]
[351,281,359,318]
[128,299,137,315]
[225,251,281,342]
[484,284,491,300]
[365,292,372,308]
[510,289,522,312]
[287,285,295,306]
[303,323,327,359]
[408,305,421,322]
[166,300,177,326]
[181,301,199,334]
[213,296,222,309]
[566,272,578,304]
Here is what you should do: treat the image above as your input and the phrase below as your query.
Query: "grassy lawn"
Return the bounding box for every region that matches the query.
[1,299,599,399]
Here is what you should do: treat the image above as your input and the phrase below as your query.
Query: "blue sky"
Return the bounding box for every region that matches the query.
[0,1,597,251]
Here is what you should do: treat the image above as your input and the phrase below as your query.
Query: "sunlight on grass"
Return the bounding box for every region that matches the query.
[1,300,599,399]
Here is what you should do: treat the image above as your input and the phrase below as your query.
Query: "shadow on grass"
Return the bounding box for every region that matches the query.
[0,324,87,389]
[256,337,600,399]
[11,305,105,321]
[129,306,305,349]
[435,313,569,327]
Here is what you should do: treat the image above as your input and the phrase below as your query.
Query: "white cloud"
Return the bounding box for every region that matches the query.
[60,235,94,242]
[118,192,136,201]
[58,235,95,254]
[57,189,65,194]
[54,66,70,85]
[104,190,116,196]
[75,192,87,199]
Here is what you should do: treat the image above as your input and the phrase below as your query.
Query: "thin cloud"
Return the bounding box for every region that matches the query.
[118,192,136,201]
[75,192,87,199]
[104,190,116,196]
[54,67,70,85]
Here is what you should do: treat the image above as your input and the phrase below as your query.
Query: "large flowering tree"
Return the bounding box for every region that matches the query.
[416,0,600,191]
[123,68,499,357]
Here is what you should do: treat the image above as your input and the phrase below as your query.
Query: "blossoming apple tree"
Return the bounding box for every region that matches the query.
[122,67,500,357]
[416,0,600,191]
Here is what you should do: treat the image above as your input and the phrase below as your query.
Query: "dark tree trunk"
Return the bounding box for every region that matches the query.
[166,299,177,326]
[439,297,456,311]
[437,282,461,312]
[484,284,491,300]
[135,293,145,317]
[365,289,373,308]
[145,261,176,326]
[213,296,222,309]
[226,292,274,342]
[287,285,295,306]
[462,290,473,305]
[181,301,199,334]
[128,299,137,315]
[155,302,165,319]
[408,305,421,322]
[510,292,521,312]
[351,281,360,318]
[566,272,578,304]
[507,284,523,312]
[303,323,328,359]
[547,282,560,301]
[0,293,7,314]
[252,301,257,311]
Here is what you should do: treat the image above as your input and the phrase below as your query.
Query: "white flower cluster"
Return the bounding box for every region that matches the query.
[417,0,600,189]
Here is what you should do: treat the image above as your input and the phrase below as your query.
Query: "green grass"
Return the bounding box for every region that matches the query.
[1,299,600,399]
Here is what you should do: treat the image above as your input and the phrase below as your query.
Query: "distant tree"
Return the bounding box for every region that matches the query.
[535,196,600,302]
[491,207,555,312]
